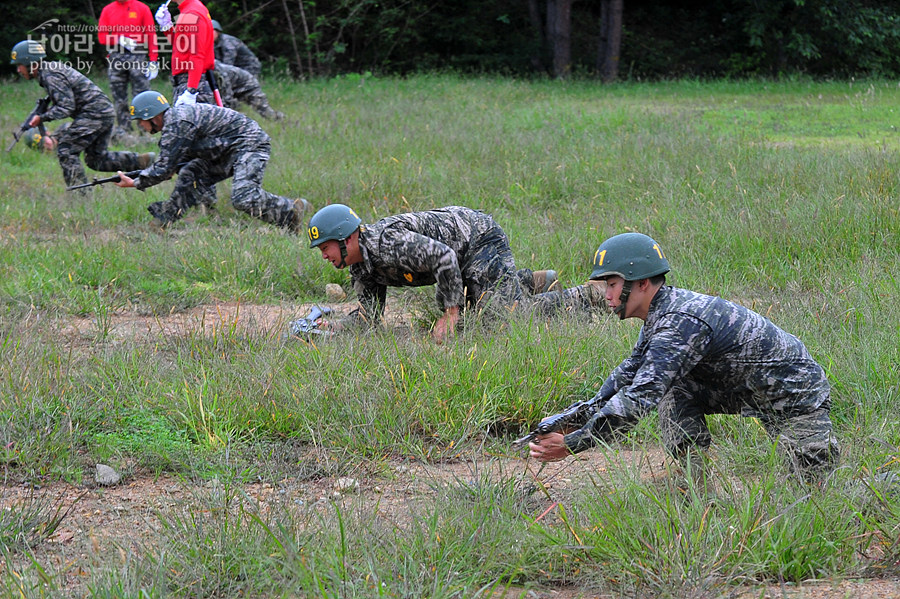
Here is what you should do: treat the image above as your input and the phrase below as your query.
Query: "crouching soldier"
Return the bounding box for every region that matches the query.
[9,40,154,191]
[114,90,310,231]
[215,63,284,120]
[529,232,840,483]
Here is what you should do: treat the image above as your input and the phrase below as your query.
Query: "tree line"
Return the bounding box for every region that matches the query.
[4,0,900,79]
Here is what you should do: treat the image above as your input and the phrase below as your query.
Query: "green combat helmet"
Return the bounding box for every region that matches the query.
[130,90,170,120]
[23,127,45,150]
[589,232,670,318]
[211,19,223,32]
[10,40,46,65]
[307,204,362,268]
[307,204,361,249]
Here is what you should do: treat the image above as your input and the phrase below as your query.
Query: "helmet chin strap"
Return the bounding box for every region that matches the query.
[613,280,633,319]
[337,239,349,268]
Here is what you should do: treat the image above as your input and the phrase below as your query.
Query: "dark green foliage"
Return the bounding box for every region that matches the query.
[6,0,900,78]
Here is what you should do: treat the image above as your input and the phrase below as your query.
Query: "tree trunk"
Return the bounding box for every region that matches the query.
[547,0,572,79]
[599,0,622,82]
[280,0,303,77]
[525,0,546,73]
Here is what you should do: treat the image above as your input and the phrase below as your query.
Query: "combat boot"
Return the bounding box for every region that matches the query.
[531,270,559,294]
[137,152,156,169]
[289,198,312,233]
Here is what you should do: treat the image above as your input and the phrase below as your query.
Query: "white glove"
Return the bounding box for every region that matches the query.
[154,3,173,31]
[143,60,159,80]
[119,36,136,52]
[175,89,197,106]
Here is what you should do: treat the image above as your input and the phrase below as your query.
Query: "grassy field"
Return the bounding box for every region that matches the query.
[1,74,899,597]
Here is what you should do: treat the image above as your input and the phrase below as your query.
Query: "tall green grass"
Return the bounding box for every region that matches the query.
[1,75,899,596]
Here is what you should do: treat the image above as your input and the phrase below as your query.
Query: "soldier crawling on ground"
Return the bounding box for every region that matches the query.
[9,40,154,192]
[527,232,840,485]
[114,90,310,231]
[214,62,284,120]
[305,204,607,343]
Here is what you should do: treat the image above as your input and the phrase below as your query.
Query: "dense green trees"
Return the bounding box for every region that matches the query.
[3,0,900,79]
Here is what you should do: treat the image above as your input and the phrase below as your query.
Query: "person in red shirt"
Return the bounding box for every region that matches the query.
[98,0,159,138]
[154,0,216,106]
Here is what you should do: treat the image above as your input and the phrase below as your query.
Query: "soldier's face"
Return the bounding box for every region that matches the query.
[138,115,163,134]
[318,240,345,269]
[16,64,34,79]
[604,276,626,311]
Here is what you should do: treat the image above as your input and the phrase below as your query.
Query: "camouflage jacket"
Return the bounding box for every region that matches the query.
[213,63,260,108]
[214,33,261,76]
[594,286,830,422]
[349,206,498,320]
[36,62,113,123]
[134,103,268,190]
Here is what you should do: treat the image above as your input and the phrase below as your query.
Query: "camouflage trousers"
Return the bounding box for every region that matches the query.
[657,377,840,479]
[148,144,294,228]
[529,281,607,315]
[108,52,150,130]
[232,86,281,119]
[171,72,216,105]
[458,225,526,312]
[56,114,147,188]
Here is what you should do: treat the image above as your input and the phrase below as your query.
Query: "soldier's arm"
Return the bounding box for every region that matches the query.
[351,276,387,326]
[134,120,193,190]
[604,315,712,422]
[38,72,75,123]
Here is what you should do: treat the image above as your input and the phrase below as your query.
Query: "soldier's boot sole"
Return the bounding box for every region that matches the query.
[532,270,559,294]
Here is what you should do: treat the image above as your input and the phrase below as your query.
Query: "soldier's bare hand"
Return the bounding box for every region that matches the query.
[28,115,42,127]
[529,432,569,462]
[115,171,135,188]
[432,306,460,344]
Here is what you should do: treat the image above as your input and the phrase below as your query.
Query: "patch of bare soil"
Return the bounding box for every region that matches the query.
[4,302,899,598]
[56,298,417,348]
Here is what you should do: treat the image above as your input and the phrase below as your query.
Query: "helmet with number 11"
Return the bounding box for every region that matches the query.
[590,232,670,318]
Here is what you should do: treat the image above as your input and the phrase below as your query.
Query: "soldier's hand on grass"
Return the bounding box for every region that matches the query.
[432,306,459,344]
[115,171,135,188]
[529,432,569,462]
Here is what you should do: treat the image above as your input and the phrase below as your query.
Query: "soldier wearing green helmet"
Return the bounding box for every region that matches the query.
[10,39,154,191]
[306,204,587,343]
[21,124,66,152]
[589,232,670,320]
[114,90,310,231]
[529,231,839,484]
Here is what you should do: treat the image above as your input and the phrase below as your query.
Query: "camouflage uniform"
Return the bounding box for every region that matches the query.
[567,286,839,477]
[214,63,283,120]
[171,72,216,105]
[133,103,295,228]
[529,281,606,316]
[107,51,150,131]
[214,33,261,77]
[36,61,148,188]
[346,206,536,324]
